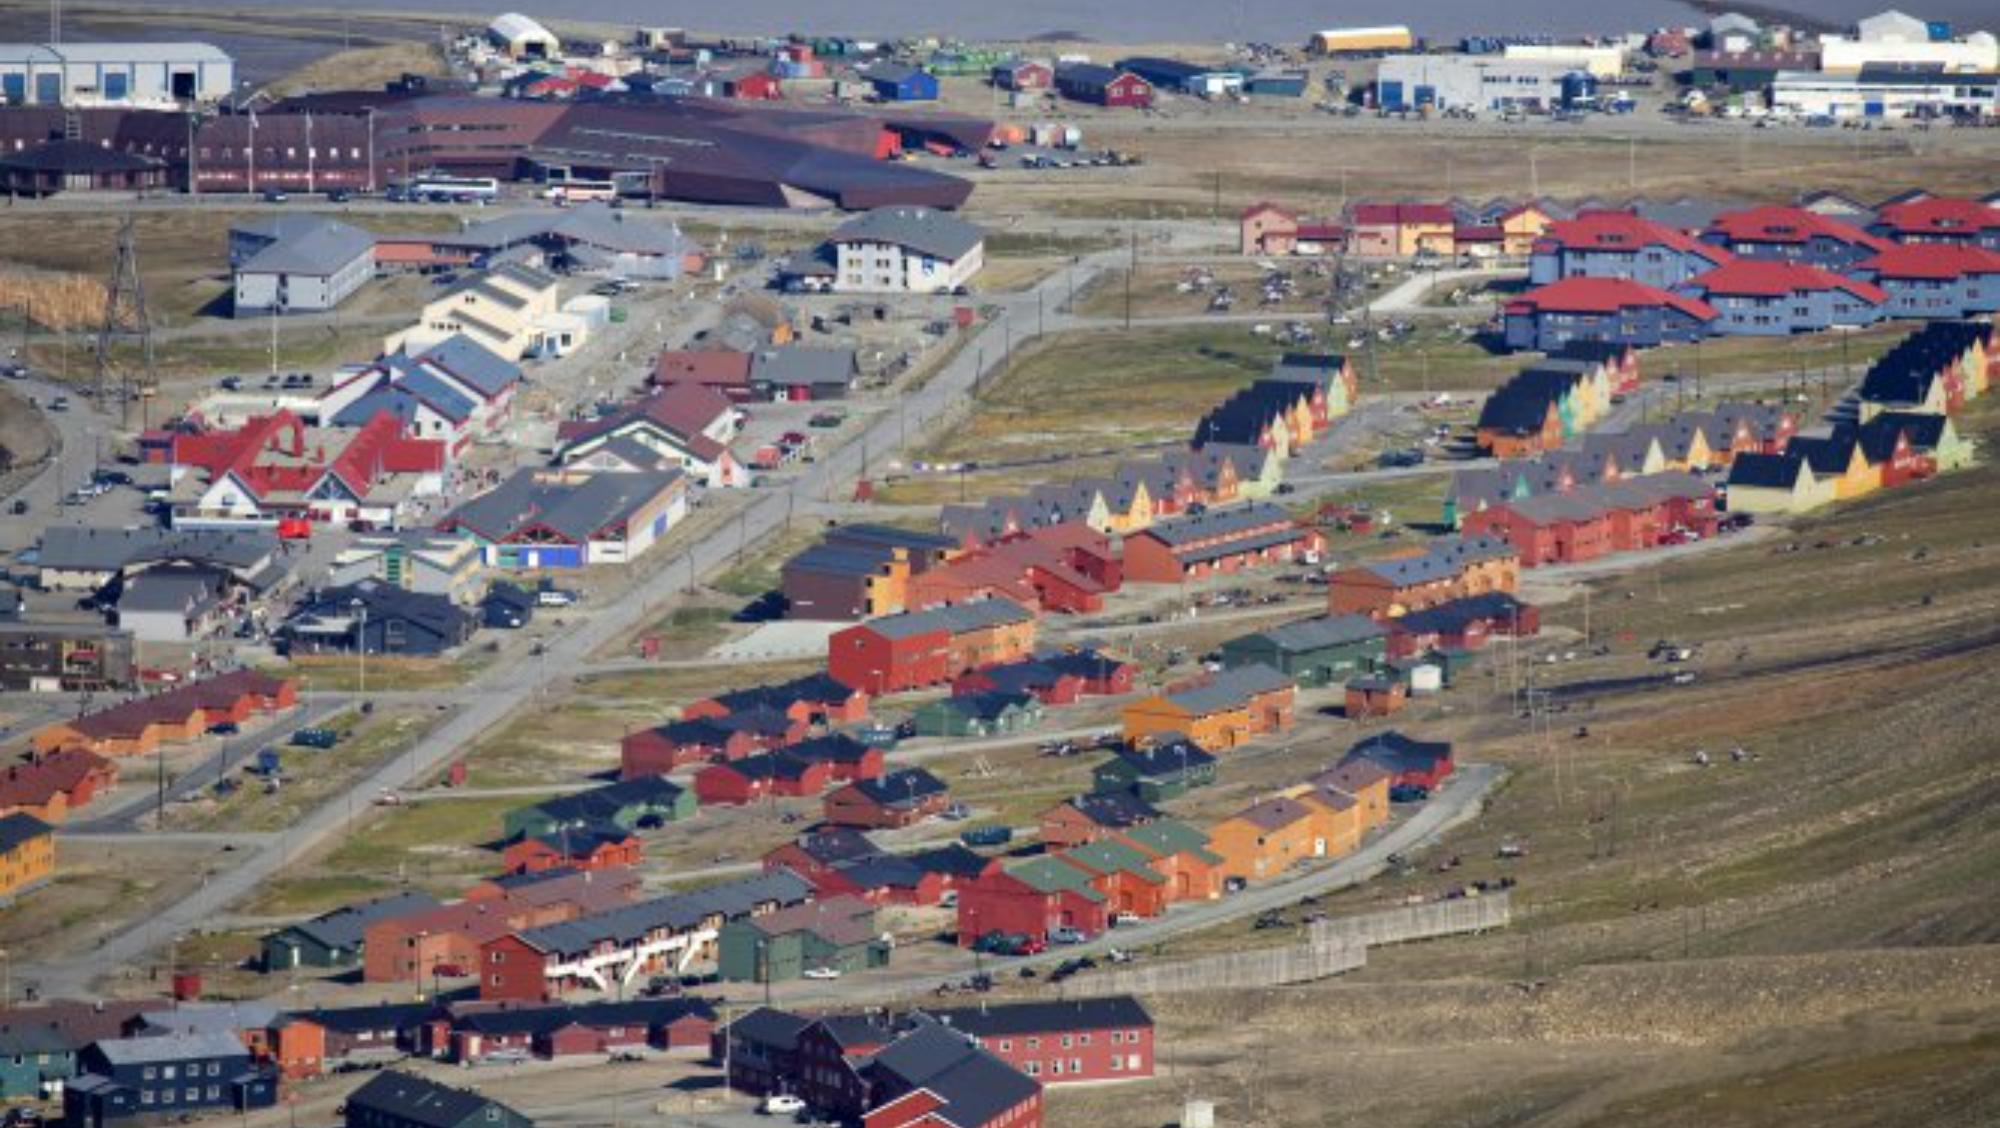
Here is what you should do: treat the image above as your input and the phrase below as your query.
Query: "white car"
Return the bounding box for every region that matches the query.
[802,966,841,980]
[761,1095,807,1116]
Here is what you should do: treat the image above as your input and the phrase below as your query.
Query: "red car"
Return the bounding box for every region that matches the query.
[276,517,313,540]
[431,962,467,978]
[780,430,809,447]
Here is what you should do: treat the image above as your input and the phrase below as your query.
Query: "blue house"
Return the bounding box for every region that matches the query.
[64,1032,278,1128]
[1504,277,1717,352]
[866,63,938,102]
[1701,205,1890,272]
[1680,260,1888,335]
[1853,244,2000,319]
[1530,210,1733,288]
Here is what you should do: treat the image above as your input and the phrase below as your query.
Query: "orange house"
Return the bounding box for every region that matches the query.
[0,812,56,902]
[1208,796,1325,883]
[32,670,297,758]
[270,1016,328,1081]
[1121,665,1296,751]
[1056,839,1170,919]
[1307,760,1393,832]
[502,830,644,875]
[1498,202,1555,256]
[1114,819,1225,902]
[0,749,118,822]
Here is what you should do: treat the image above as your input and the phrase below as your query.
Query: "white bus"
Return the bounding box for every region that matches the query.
[404,174,500,202]
[542,179,618,204]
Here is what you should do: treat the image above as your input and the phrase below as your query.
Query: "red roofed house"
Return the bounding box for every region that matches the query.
[169,410,447,528]
[1852,244,2000,320]
[1530,209,1733,288]
[1503,277,1718,352]
[1680,260,1887,334]
[651,349,757,402]
[1701,205,1891,271]
[907,524,1121,615]
[554,383,748,487]
[0,749,118,822]
[1348,203,1456,258]
[33,669,297,758]
[1870,197,2000,252]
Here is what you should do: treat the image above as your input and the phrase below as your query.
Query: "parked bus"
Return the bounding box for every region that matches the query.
[404,174,500,202]
[542,178,618,204]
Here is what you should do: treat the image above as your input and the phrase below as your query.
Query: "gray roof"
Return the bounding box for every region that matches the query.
[452,206,696,260]
[1135,501,1294,548]
[518,870,813,957]
[346,1070,523,1128]
[237,217,375,277]
[279,890,441,953]
[93,1030,252,1065]
[1246,614,1387,653]
[832,205,983,262]
[117,568,224,614]
[37,527,277,575]
[0,42,230,64]
[1167,664,1294,714]
[419,334,522,399]
[752,346,857,389]
[445,469,684,544]
[138,1002,280,1038]
[861,598,1033,641]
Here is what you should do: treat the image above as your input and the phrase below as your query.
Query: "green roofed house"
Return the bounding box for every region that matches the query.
[1218,613,1387,687]
[716,895,889,982]
[1091,738,1218,802]
[1058,838,1170,917]
[910,691,1045,738]
[1119,818,1226,866]
[502,776,696,842]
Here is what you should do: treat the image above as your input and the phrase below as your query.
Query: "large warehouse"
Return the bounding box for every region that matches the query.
[0,42,233,106]
[0,93,983,208]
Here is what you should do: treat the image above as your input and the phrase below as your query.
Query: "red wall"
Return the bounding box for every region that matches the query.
[975,1022,1154,1086]
[478,934,552,1002]
[829,625,952,694]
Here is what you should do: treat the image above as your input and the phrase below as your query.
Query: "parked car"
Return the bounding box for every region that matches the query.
[1048,925,1089,944]
[207,721,240,736]
[536,589,579,607]
[960,825,1013,848]
[760,1095,806,1116]
[290,727,340,749]
[1113,911,1143,927]
[802,966,841,980]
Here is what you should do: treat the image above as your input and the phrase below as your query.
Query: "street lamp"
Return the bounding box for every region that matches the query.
[350,597,367,694]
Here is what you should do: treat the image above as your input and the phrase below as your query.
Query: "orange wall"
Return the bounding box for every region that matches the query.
[0,830,54,899]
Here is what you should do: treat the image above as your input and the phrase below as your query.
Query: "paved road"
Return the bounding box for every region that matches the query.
[17,250,1124,999]
[66,696,354,833]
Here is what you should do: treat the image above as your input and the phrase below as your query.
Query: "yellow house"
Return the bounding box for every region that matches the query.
[1497,203,1554,257]
[1726,451,1831,514]
[0,813,55,903]
[1792,435,1878,500]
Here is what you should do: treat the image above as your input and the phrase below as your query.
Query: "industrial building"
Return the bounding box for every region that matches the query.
[1770,67,1999,120]
[1375,54,1594,113]
[1817,11,1999,75]
[0,42,233,106]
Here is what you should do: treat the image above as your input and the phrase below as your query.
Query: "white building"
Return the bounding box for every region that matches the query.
[1376,55,1584,113]
[1819,11,1998,74]
[0,42,233,106]
[231,217,377,316]
[1502,43,1626,79]
[1772,68,1999,119]
[385,262,562,359]
[487,13,560,61]
[829,206,984,294]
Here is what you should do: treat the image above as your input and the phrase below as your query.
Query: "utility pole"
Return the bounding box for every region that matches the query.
[1124,229,1136,331]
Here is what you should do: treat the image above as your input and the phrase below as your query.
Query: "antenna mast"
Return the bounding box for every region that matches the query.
[93,215,157,429]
